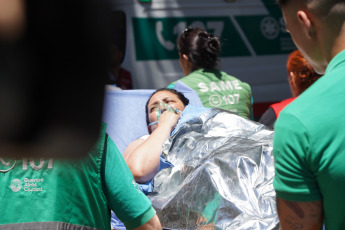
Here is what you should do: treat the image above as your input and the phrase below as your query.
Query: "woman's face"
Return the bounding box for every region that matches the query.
[147,90,186,131]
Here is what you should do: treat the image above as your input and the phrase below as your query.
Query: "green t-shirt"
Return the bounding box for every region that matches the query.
[273,50,345,229]
[167,68,252,119]
[0,123,155,230]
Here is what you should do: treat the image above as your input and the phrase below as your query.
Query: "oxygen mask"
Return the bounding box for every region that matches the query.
[148,102,182,127]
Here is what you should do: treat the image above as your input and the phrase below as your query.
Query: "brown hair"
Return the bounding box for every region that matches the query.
[287,50,322,95]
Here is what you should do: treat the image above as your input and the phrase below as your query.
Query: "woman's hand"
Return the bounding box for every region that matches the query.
[156,109,181,132]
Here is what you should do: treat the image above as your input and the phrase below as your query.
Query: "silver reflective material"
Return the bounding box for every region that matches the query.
[148,108,278,230]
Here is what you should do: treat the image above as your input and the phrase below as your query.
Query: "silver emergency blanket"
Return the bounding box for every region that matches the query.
[148,107,278,230]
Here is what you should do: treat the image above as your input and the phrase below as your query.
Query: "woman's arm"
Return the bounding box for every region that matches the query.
[123,111,180,183]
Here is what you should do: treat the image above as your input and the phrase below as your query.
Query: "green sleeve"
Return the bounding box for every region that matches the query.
[273,112,321,202]
[103,136,156,229]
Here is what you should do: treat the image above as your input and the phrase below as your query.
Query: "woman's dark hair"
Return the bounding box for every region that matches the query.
[178,27,221,71]
[145,88,189,126]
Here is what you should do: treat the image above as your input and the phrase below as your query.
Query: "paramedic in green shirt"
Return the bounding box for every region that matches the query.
[273,0,345,229]
[167,27,253,119]
[0,123,161,230]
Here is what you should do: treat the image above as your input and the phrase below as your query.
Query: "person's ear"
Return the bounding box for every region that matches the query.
[297,10,315,39]
[289,72,299,97]
[182,54,188,62]
[289,72,295,87]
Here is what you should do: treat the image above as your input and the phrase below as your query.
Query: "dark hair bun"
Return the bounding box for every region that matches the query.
[208,36,221,53]
[178,27,221,69]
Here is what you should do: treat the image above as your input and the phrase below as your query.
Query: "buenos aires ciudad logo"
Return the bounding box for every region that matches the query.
[10,179,22,192]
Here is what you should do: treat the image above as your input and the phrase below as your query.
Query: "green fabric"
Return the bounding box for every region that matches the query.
[273,49,345,229]
[0,123,110,229]
[168,69,252,119]
[103,135,155,230]
[201,193,221,223]
[0,123,155,230]
[124,207,156,229]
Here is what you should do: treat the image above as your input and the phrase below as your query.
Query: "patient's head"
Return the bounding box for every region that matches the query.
[146,88,189,133]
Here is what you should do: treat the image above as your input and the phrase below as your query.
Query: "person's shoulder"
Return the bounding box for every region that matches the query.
[277,90,321,132]
[218,70,249,82]
[222,71,252,92]
[186,68,224,82]
[185,69,206,78]
[259,107,276,129]
[286,70,345,125]
[177,71,204,83]
[325,49,345,74]
[280,96,309,118]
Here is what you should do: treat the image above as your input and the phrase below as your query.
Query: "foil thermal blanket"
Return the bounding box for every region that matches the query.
[148,108,278,230]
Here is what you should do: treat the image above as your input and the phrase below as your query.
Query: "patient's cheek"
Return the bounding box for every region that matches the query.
[149,115,156,123]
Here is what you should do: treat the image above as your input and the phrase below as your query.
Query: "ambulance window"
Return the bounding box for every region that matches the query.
[110,10,126,63]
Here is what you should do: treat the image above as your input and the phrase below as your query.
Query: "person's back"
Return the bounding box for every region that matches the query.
[0,131,110,229]
[273,0,345,229]
[167,27,252,119]
[0,123,161,230]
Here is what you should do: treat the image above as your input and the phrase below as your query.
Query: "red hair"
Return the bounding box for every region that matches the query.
[286,50,322,95]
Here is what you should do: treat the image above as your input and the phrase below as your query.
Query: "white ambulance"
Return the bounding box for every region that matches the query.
[109,0,296,119]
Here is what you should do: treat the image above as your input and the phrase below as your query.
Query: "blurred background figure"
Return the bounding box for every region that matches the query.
[259,50,322,129]
[107,43,133,90]
[106,12,133,90]
[167,27,253,119]
[0,0,110,157]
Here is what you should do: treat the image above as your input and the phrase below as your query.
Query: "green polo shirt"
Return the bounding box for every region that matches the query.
[273,50,345,229]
